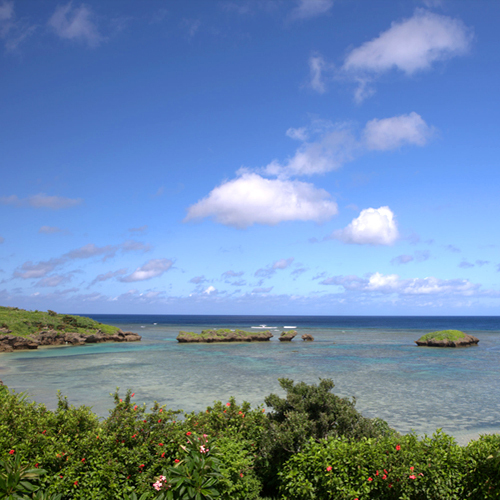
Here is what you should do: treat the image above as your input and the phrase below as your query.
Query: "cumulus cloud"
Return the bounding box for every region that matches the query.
[342,9,472,101]
[289,0,334,21]
[0,193,83,210]
[119,258,173,282]
[184,173,338,229]
[333,206,399,246]
[48,2,103,47]
[203,285,217,295]
[321,272,488,297]
[363,112,434,150]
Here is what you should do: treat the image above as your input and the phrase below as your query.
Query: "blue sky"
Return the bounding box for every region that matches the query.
[1,0,499,315]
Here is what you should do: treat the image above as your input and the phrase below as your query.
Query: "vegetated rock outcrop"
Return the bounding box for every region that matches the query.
[415,329,479,348]
[301,334,314,341]
[177,329,273,343]
[279,330,297,341]
[0,306,141,352]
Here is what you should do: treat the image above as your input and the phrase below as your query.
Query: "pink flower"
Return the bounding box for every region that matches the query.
[153,481,162,491]
[159,408,163,412]
[200,445,208,454]
[226,402,231,407]
[240,473,244,478]
[9,450,14,455]
[409,475,416,480]
[396,444,401,451]
[134,405,137,410]
[131,393,135,397]
[326,466,332,472]
[186,432,192,436]
[410,466,414,471]
[419,473,424,477]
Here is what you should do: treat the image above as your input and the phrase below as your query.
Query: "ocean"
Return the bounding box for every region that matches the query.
[1,315,500,445]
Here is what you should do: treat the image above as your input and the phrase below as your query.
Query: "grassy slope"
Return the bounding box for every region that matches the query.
[0,306,120,337]
[417,329,466,342]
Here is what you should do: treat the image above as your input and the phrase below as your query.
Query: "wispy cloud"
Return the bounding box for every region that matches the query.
[90,269,127,286]
[48,2,103,47]
[39,226,68,235]
[129,225,148,233]
[0,1,36,51]
[0,193,83,210]
[255,257,294,279]
[119,258,173,282]
[288,0,334,21]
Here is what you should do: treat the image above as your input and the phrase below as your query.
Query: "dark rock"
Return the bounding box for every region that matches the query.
[415,333,479,347]
[279,330,297,341]
[301,334,314,341]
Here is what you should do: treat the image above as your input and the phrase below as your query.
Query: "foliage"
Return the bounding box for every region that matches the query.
[417,330,466,342]
[1,379,499,500]
[0,306,119,337]
[176,329,271,341]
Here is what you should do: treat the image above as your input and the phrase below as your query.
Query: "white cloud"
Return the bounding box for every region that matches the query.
[272,257,294,270]
[264,128,357,177]
[0,1,36,51]
[0,193,83,209]
[333,206,399,246]
[289,0,334,21]
[286,126,308,141]
[119,258,173,282]
[184,173,338,228]
[0,1,13,21]
[308,54,327,93]
[203,285,216,295]
[48,2,103,47]
[363,112,434,150]
[342,9,472,100]
[321,272,486,297]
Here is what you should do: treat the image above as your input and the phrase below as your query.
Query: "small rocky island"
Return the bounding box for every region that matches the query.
[279,330,297,341]
[415,329,479,348]
[0,306,141,352]
[177,329,273,343]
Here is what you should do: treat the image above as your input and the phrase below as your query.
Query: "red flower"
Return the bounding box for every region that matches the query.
[174,459,180,463]
[389,483,393,488]
[384,469,388,474]
[240,473,244,478]
[382,475,387,480]
[376,470,379,476]
[132,434,137,438]
[131,393,135,397]
[133,405,137,410]
[158,419,161,423]
[158,443,163,446]
[139,464,144,468]
[410,466,414,471]
[409,475,416,480]
[120,399,122,402]
[59,475,63,479]
[42,430,46,434]
[74,481,78,486]
[368,477,373,482]
[396,444,401,451]
[9,450,14,455]
[35,463,39,468]
[223,410,226,413]
[161,452,165,458]
[143,420,147,423]
[226,402,231,407]
[81,458,85,462]
[326,466,332,472]
[127,475,130,479]
[159,408,162,412]
[186,432,192,436]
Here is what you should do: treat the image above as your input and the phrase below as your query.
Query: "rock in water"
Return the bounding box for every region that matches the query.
[415,330,479,347]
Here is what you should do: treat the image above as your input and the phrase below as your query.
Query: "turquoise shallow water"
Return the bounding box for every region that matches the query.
[1,315,500,444]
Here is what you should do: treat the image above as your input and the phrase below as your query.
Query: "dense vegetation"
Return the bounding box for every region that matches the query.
[176,329,272,342]
[0,379,499,499]
[417,330,466,342]
[0,306,120,337]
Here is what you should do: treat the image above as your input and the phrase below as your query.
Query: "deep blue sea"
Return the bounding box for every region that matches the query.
[1,315,500,444]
